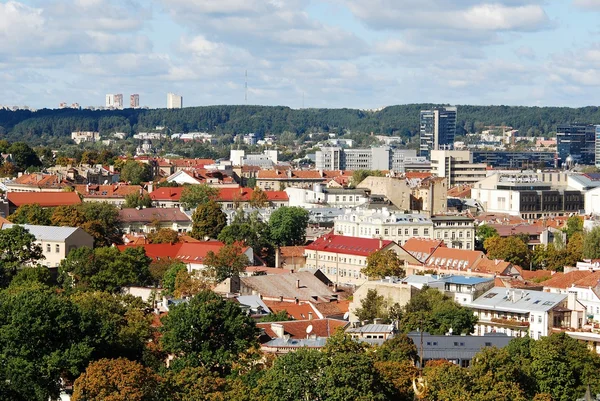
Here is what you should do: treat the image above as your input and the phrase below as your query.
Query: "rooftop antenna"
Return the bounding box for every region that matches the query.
[245,70,248,104]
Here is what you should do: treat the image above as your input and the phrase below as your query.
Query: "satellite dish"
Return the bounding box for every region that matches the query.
[343,312,350,320]
[306,324,313,334]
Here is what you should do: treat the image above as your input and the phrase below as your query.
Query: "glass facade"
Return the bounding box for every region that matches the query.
[556,124,596,166]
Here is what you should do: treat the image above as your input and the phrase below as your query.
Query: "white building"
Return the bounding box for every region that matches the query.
[315,146,425,172]
[431,215,475,250]
[401,274,494,305]
[468,288,585,339]
[430,150,488,186]
[285,185,369,208]
[2,224,94,268]
[167,93,183,109]
[333,208,433,246]
[71,131,100,144]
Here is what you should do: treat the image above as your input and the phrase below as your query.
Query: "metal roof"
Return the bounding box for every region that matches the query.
[469,287,567,313]
[2,224,82,241]
[407,331,512,361]
[346,324,394,334]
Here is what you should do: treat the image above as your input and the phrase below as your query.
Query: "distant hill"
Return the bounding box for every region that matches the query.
[2,104,600,143]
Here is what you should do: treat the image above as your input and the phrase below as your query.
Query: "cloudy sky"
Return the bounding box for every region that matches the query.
[1,0,600,109]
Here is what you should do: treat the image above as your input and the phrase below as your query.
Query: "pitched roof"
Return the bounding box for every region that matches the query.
[117,241,245,264]
[2,223,88,241]
[257,170,324,180]
[573,271,600,288]
[447,186,472,199]
[149,187,184,201]
[75,184,145,198]
[403,238,445,262]
[257,319,347,339]
[169,158,215,168]
[119,208,191,223]
[262,301,320,320]
[313,299,350,318]
[425,247,485,270]
[7,192,82,207]
[542,270,593,289]
[13,173,63,187]
[280,246,306,258]
[240,271,336,302]
[305,233,393,257]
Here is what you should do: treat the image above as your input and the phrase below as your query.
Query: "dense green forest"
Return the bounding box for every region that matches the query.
[3,104,600,144]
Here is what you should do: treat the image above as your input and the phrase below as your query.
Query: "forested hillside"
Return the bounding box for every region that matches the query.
[2,104,600,143]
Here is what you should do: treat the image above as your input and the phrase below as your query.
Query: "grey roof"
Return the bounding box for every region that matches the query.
[346,324,394,334]
[240,271,336,302]
[236,295,271,314]
[469,287,567,313]
[407,331,512,361]
[265,337,327,348]
[2,224,83,241]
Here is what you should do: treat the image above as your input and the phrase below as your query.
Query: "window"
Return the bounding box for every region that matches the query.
[413,228,418,236]
[405,229,409,235]
[424,228,429,236]
[484,342,492,347]
[46,244,51,253]
[55,244,60,253]
[538,316,542,323]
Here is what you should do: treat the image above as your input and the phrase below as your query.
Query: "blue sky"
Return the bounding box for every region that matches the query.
[2,0,600,109]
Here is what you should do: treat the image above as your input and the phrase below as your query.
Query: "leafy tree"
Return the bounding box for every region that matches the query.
[268,206,310,246]
[476,224,498,249]
[8,203,53,225]
[51,204,86,227]
[51,202,122,247]
[399,287,477,335]
[161,366,228,401]
[424,360,473,401]
[162,262,188,295]
[120,160,152,184]
[218,210,274,265]
[351,169,384,187]
[72,358,161,401]
[355,288,387,322]
[160,290,259,374]
[374,360,418,401]
[180,183,219,210]
[124,192,153,208]
[58,246,151,292]
[259,310,293,322]
[566,215,583,239]
[374,334,418,363]
[565,231,584,267]
[484,235,530,267]
[204,243,250,282]
[0,224,44,285]
[583,226,600,259]
[172,269,211,298]
[249,187,269,208]
[9,266,53,287]
[7,142,41,171]
[362,249,405,279]
[191,200,226,240]
[147,228,180,244]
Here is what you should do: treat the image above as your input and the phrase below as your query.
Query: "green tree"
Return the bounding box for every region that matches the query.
[566,216,583,239]
[218,210,274,265]
[124,192,153,208]
[180,183,219,210]
[161,366,228,401]
[162,262,188,295]
[160,290,259,374]
[8,142,42,171]
[583,226,600,259]
[424,360,473,401]
[374,334,418,363]
[191,200,226,240]
[249,187,269,208]
[9,265,53,287]
[484,235,530,267]
[268,206,310,246]
[351,170,384,187]
[354,288,387,322]
[72,358,161,401]
[203,243,250,282]
[0,224,44,285]
[259,310,293,322]
[399,287,477,335]
[476,224,498,250]
[147,228,180,244]
[8,203,53,225]
[565,231,584,267]
[120,160,152,184]
[362,249,405,279]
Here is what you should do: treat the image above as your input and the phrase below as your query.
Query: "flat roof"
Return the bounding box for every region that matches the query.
[469,287,567,313]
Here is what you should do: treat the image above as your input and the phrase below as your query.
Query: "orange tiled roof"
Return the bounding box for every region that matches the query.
[118,241,248,264]
[257,319,347,339]
[306,233,393,257]
[280,246,306,258]
[403,238,445,262]
[405,172,433,180]
[573,271,600,288]
[542,270,593,289]
[7,192,82,207]
[170,158,215,168]
[75,184,145,198]
[257,170,324,180]
[14,173,62,187]
[447,186,472,198]
[262,301,319,320]
[314,300,350,318]
[425,247,485,270]
[149,187,184,201]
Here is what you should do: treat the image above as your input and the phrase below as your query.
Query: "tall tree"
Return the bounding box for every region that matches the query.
[218,211,274,265]
[203,243,250,282]
[476,224,498,250]
[124,192,153,208]
[120,160,152,184]
[72,358,161,401]
[0,224,44,285]
[160,290,259,374]
[8,203,53,225]
[191,200,226,240]
[249,187,269,208]
[484,235,530,267]
[180,184,219,210]
[583,226,600,259]
[566,216,583,239]
[7,142,41,171]
[362,249,405,279]
[268,206,310,246]
[147,228,180,244]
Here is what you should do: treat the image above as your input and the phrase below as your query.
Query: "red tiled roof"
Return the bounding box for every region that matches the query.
[257,319,347,339]
[573,271,600,288]
[403,238,445,261]
[14,173,62,187]
[425,247,485,270]
[149,187,184,201]
[257,170,324,180]
[314,300,350,318]
[542,270,593,289]
[280,246,306,258]
[265,191,288,201]
[170,158,215,168]
[75,184,145,198]
[7,191,82,207]
[262,301,319,320]
[306,233,393,257]
[117,241,248,264]
[118,208,190,223]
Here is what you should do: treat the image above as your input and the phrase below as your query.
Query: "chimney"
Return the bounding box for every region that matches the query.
[296,279,300,288]
[379,238,383,249]
[270,323,285,338]
[308,312,313,321]
[275,246,280,268]
[279,296,283,302]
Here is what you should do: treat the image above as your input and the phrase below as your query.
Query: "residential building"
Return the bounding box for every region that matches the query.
[2,224,93,268]
[130,94,139,108]
[113,94,123,109]
[596,125,600,168]
[105,94,114,108]
[406,331,512,368]
[315,146,426,172]
[468,287,585,339]
[118,208,192,234]
[74,184,145,206]
[256,170,325,190]
[410,176,448,215]
[419,106,457,158]
[543,271,600,323]
[149,187,289,210]
[167,93,183,109]
[304,233,421,286]
[430,150,488,186]
[357,176,412,210]
[275,246,306,270]
[333,208,433,245]
[471,151,556,169]
[346,324,396,343]
[401,274,494,305]
[6,192,81,215]
[71,131,100,144]
[487,223,566,250]
[230,149,278,168]
[258,319,348,354]
[431,215,475,250]
[471,171,585,219]
[4,173,67,192]
[285,185,369,208]
[557,124,597,166]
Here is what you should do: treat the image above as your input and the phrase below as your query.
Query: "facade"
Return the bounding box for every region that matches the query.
[167,93,183,109]
[315,147,425,172]
[430,150,488,186]
[71,131,100,144]
[543,271,600,323]
[2,224,94,268]
[556,124,597,166]
[402,274,494,305]
[431,215,475,250]
[118,208,192,234]
[285,186,369,208]
[468,288,584,339]
[419,106,457,158]
[472,151,556,169]
[357,176,412,210]
[105,94,123,109]
[410,176,448,215]
[348,279,417,321]
[304,233,421,286]
[130,94,139,108]
[7,192,81,214]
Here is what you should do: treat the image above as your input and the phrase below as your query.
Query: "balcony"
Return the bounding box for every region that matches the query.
[490,317,530,327]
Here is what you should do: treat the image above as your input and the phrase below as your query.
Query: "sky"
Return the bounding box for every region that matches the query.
[2,0,600,110]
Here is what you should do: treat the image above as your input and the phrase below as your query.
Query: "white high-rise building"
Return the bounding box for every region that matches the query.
[130,94,140,108]
[167,93,183,109]
[105,94,115,108]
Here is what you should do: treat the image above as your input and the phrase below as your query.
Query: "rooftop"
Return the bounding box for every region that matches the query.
[7,192,82,207]
[2,224,88,241]
[305,233,393,257]
[469,287,567,313]
[239,271,336,303]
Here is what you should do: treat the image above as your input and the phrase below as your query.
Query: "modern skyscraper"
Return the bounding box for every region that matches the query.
[130,94,139,108]
[556,124,597,166]
[167,93,183,109]
[419,106,457,159]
